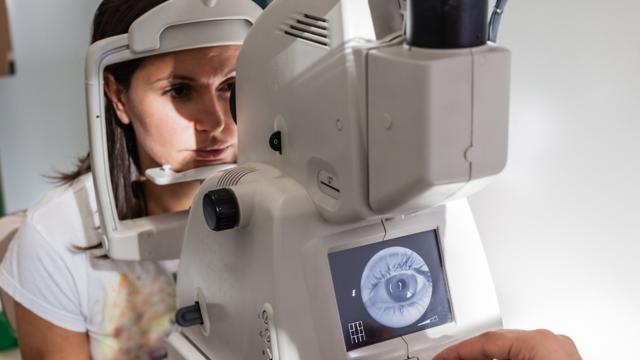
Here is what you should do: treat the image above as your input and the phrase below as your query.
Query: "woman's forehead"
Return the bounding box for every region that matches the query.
[136,45,240,81]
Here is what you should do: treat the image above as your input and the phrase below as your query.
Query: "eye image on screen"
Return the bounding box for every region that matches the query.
[328,230,452,352]
[360,246,433,328]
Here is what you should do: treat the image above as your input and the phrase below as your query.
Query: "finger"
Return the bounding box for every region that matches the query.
[433,330,521,360]
[558,334,576,347]
[557,334,581,354]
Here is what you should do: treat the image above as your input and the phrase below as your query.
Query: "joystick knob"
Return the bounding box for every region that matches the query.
[203,188,240,231]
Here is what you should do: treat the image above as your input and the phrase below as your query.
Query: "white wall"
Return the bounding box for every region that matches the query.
[0,0,101,213]
[469,1,640,358]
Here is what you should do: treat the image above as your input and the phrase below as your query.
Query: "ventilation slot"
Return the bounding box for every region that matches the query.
[282,13,330,47]
[217,167,258,188]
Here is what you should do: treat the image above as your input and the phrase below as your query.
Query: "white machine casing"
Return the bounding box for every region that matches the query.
[170,0,510,359]
[85,0,261,260]
[236,0,510,223]
[171,167,502,360]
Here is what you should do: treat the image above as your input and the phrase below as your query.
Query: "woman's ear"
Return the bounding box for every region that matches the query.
[104,73,132,125]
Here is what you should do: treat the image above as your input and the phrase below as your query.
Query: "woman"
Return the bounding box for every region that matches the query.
[0,0,242,358]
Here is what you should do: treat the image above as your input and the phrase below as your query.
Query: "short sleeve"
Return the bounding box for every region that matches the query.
[0,218,87,332]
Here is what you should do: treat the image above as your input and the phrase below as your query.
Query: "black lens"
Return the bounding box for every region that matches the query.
[405,0,488,49]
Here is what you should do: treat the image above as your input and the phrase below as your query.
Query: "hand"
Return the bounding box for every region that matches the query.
[434,329,582,360]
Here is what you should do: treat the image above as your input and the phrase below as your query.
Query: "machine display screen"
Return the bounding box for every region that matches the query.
[328,230,453,352]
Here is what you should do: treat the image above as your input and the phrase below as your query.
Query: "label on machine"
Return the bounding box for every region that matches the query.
[328,230,453,351]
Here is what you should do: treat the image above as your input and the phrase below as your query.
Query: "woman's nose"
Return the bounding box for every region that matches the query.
[193,91,228,133]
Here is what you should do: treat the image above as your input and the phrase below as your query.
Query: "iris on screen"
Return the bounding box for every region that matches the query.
[360,246,433,328]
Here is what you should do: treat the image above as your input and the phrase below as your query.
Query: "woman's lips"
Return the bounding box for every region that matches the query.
[194,146,230,161]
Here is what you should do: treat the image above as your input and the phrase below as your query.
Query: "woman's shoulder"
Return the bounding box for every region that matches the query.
[28,173,94,214]
[22,173,100,250]
[1,174,105,333]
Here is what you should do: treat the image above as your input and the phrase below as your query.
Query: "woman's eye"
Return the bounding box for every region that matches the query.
[360,246,433,328]
[219,78,236,93]
[164,84,192,99]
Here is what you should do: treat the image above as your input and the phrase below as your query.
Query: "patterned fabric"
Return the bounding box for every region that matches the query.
[0,174,178,359]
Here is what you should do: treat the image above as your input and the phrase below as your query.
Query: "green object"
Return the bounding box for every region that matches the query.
[0,162,14,350]
[0,311,17,350]
[0,163,16,351]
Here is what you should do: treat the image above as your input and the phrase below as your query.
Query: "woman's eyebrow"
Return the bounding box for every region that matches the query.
[152,74,195,83]
[223,68,237,78]
[153,69,236,84]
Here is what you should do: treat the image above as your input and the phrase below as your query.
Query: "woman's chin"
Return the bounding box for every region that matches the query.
[192,158,236,168]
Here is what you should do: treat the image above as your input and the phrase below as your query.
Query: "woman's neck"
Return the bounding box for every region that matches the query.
[143,180,201,216]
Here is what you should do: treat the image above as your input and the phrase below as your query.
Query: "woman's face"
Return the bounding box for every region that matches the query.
[106,45,240,173]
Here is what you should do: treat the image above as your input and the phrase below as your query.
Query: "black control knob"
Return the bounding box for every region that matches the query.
[175,302,204,327]
[202,188,240,231]
[269,131,282,154]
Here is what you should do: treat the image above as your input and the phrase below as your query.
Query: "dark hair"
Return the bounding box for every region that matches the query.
[54,0,168,220]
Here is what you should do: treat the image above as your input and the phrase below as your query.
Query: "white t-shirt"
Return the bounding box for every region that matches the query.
[0,174,178,359]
